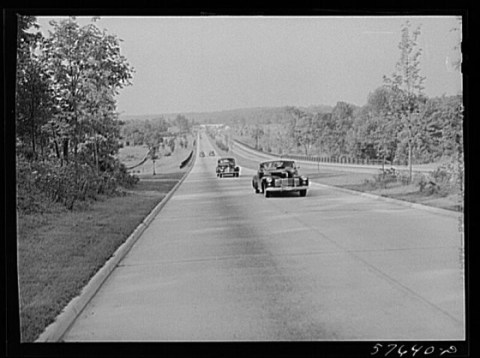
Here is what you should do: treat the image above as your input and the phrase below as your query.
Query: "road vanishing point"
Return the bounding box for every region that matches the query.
[63,133,465,341]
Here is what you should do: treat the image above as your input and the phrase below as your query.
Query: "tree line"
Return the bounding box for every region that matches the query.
[120,114,193,148]
[234,21,463,184]
[16,16,135,211]
[243,92,463,166]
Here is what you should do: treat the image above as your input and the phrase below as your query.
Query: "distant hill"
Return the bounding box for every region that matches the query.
[119,104,333,126]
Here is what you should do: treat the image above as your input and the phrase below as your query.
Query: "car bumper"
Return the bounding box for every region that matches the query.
[265,185,308,192]
[219,172,238,175]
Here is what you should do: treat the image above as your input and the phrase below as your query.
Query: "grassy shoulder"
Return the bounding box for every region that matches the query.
[17,142,194,342]
[223,136,463,212]
[304,169,463,212]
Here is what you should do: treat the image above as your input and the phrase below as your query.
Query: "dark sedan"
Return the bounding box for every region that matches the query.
[252,160,309,197]
[216,157,240,178]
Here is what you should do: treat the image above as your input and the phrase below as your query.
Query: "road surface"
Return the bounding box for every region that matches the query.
[63,133,465,341]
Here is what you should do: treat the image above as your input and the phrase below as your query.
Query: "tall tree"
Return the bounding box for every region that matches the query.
[361,87,399,164]
[174,114,191,133]
[43,17,133,166]
[15,16,52,159]
[330,101,355,156]
[383,21,426,182]
[251,124,264,150]
[286,107,317,156]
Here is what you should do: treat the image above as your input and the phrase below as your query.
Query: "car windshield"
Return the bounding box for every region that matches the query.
[218,159,234,165]
[261,161,295,170]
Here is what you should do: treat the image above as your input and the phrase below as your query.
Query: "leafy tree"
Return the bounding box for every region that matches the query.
[43,17,133,165]
[348,107,379,160]
[233,117,247,136]
[174,114,191,133]
[168,137,176,153]
[348,87,399,164]
[330,102,356,156]
[286,107,318,156]
[15,16,52,159]
[383,21,426,182]
[313,112,334,156]
[15,16,136,211]
[251,124,265,150]
[416,95,463,161]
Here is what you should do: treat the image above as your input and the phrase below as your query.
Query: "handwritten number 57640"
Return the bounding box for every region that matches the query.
[371,343,457,356]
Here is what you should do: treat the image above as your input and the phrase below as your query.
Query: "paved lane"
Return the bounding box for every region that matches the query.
[63,135,465,341]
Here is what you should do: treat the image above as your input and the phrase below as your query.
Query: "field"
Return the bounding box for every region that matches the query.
[16,140,194,342]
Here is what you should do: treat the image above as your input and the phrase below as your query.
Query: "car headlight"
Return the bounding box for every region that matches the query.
[266,177,273,183]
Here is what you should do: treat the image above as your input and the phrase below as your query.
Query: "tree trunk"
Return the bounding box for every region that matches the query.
[30,84,36,158]
[408,139,412,184]
[51,124,61,160]
[31,116,36,158]
[63,138,69,163]
[93,127,99,172]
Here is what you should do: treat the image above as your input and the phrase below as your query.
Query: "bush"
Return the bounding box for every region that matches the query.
[16,155,139,213]
[416,174,440,195]
[415,160,463,197]
[372,167,398,189]
[431,161,462,187]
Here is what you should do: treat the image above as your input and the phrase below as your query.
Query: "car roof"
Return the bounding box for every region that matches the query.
[260,159,295,165]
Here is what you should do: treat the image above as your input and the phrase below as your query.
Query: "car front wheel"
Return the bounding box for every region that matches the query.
[299,190,307,197]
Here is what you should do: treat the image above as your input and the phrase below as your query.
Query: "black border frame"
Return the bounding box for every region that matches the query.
[4,4,474,358]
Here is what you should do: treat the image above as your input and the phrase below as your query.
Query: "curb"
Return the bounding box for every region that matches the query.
[309,181,462,218]
[35,152,197,342]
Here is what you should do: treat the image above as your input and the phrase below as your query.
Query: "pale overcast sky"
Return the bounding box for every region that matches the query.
[36,16,462,116]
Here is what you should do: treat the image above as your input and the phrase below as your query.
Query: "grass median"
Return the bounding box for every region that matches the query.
[17,144,193,342]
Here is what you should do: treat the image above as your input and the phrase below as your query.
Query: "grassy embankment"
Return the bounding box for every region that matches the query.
[17,138,194,342]
[230,135,462,212]
[304,170,462,212]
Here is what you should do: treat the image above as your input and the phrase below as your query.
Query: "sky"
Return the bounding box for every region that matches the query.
[36,15,462,116]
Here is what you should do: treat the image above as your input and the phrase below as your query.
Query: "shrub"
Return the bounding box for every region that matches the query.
[16,155,139,213]
[431,160,463,188]
[415,160,463,197]
[372,167,398,189]
[416,174,440,195]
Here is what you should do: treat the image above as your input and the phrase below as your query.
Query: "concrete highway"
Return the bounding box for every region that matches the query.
[63,133,465,341]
